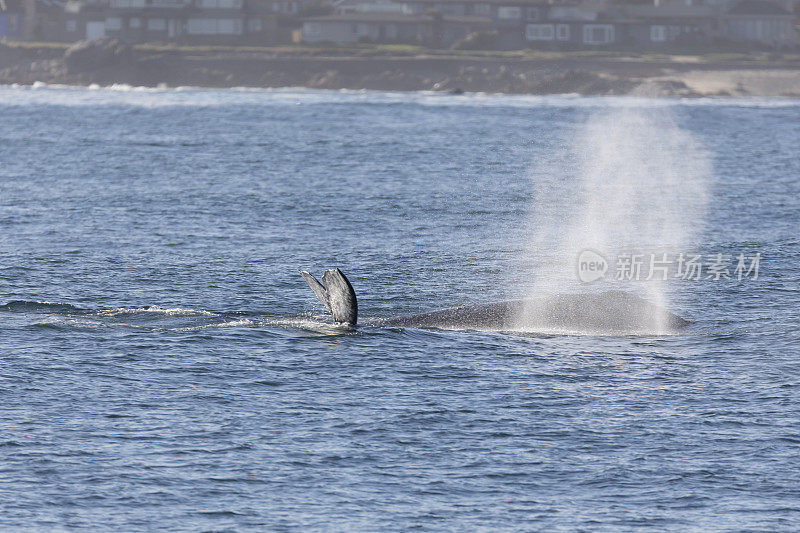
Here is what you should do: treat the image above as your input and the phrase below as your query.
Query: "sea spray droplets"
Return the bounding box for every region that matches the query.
[519,105,712,333]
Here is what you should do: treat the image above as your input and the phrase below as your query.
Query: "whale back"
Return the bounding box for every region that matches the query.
[301,268,688,334]
[380,291,688,334]
[515,291,689,334]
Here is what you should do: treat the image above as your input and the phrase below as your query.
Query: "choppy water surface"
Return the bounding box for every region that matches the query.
[1,85,798,531]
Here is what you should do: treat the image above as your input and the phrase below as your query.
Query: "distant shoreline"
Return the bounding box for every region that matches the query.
[2,42,799,98]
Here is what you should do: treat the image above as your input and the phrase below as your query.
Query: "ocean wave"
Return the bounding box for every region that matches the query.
[2,83,798,110]
[96,306,216,318]
[160,318,257,331]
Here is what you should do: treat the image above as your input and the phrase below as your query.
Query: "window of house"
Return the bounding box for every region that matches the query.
[431,2,461,16]
[497,7,521,19]
[556,24,569,40]
[582,24,613,45]
[66,19,77,32]
[187,18,242,34]
[386,23,397,39]
[304,22,320,36]
[130,17,141,28]
[356,23,368,36]
[526,24,553,41]
[248,18,262,32]
[188,18,212,33]
[218,18,242,34]
[148,18,167,30]
[105,17,123,30]
[110,0,145,7]
[218,18,235,33]
[526,7,538,21]
[473,3,490,16]
[650,25,666,42]
[198,0,239,7]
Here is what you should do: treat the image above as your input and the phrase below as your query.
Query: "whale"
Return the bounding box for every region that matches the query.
[301,268,689,335]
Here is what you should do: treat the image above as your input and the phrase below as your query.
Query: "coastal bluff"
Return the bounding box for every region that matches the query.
[1,40,799,97]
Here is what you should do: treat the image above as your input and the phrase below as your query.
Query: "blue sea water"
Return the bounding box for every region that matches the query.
[0,85,798,531]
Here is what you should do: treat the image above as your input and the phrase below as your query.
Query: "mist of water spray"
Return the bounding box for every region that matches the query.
[518,104,712,334]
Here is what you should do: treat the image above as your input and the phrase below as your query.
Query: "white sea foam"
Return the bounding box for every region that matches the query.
[97,306,216,317]
[1,83,797,109]
[160,318,257,331]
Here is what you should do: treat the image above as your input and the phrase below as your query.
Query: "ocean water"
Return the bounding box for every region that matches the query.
[0,85,798,531]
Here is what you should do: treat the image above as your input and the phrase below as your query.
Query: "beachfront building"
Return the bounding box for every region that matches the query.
[524,2,717,50]
[302,0,553,48]
[525,3,617,49]
[53,0,324,43]
[12,0,800,49]
[402,0,550,49]
[0,0,23,39]
[721,0,797,47]
[303,12,436,43]
[303,0,797,50]
[621,2,717,48]
[521,0,796,50]
[301,11,491,46]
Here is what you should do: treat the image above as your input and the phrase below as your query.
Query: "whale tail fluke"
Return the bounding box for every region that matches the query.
[300,268,358,326]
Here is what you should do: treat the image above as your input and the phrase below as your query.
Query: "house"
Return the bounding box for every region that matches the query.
[620,3,717,49]
[302,11,491,46]
[55,0,305,44]
[303,12,434,43]
[722,0,797,48]
[525,3,618,49]
[62,0,108,41]
[524,0,799,51]
[0,0,23,39]
[99,0,196,43]
[402,0,549,48]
